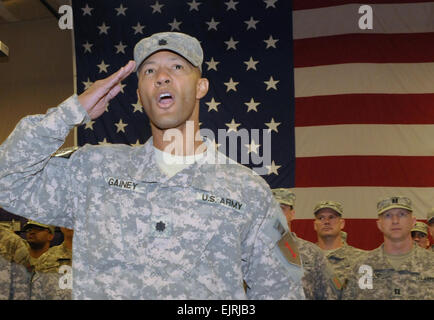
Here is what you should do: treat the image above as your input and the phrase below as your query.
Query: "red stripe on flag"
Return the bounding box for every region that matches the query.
[292,0,433,11]
[294,34,434,68]
[295,94,434,126]
[295,156,434,187]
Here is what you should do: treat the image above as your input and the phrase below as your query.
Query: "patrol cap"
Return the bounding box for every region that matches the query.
[377,196,412,215]
[314,201,343,216]
[411,221,428,235]
[23,220,55,234]
[427,208,434,224]
[134,32,203,73]
[272,188,295,207]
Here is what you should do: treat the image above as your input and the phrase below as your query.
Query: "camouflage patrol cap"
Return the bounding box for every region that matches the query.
[272,188,295,207]
[427,208,434,224]
[411,221,428,235]
[23,220,55,234]
[314,200,343,216]
[377,196,412,215]
[134,32,203,72]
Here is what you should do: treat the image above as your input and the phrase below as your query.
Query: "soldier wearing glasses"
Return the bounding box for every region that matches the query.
[342,196,434,300]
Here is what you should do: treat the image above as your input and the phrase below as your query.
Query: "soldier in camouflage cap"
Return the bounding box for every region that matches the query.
[0,32,305,300]
[342,196,434,299]
[272,189,340,300]
[313,200,367,298]
[427,208,434,252]
[23,220,55,269]
[411,221,429,249]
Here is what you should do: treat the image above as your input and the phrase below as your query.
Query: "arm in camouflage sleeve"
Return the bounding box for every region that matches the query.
[0,61,135,227]
[0,95,91,227]
[243,193,305,300]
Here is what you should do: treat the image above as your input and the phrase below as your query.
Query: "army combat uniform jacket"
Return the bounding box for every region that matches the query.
[0,95,305,300]
[296,236,339,300]
[321,243,367,298]
[342,244,434,300]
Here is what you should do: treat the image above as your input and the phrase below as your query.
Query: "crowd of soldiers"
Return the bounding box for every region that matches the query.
[1,193,432,300]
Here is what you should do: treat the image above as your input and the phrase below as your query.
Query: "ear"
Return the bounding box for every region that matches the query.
[376,219,383,233]
[196,78,209,99]
[136,89,142,105]
[340,218,345,230]
[313,219,318,232]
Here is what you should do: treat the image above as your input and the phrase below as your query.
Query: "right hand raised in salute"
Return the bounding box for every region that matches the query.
[78,60,136,120]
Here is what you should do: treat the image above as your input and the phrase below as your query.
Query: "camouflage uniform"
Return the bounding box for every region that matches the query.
[271,189,339,300]
[34,242,72,273]
[0,225,31,299]
[0,95,305,300]
[342,244,434,300]
[295,235,340,300]
[321,243,367,298]
[30,271,72,300]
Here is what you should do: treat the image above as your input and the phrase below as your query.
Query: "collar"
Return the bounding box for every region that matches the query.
[126,137,227,192]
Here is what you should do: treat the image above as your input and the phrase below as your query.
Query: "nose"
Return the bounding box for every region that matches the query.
[155,69,171,87]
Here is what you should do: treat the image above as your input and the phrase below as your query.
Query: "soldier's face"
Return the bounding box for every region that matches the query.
[137,50,208,131]
[377,208,415,242]
[313,209,344,238]
[25,227,53,247]
[411,231,429,249]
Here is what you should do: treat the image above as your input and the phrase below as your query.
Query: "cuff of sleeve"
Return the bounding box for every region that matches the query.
[57,94,92,127]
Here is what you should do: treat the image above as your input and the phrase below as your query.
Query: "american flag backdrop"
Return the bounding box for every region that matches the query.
[72,0,434,250]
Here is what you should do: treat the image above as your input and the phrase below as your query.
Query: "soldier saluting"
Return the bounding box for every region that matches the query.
[0,32,304,300]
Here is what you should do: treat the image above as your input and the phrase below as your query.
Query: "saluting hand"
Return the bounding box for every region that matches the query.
[78,60,136,120]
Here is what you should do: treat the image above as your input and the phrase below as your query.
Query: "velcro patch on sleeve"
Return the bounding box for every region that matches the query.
[277,233,301,267]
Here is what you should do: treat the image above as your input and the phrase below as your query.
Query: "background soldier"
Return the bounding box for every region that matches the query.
[272,189,339,300]
[342,196,434,300]
[313,201,367,291]
[0,224,31,299]
[34,227,72,272]
[411,221,430,249]
[23,220,55,269]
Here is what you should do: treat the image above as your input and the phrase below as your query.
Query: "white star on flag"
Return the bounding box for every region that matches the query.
[151,1,164,13]
[264,0,278,9]
[205,57,220,71]
[244,17,259,30]
[83,42,93,53]
[225,119,241,133]
[98,138,111,146]
[244,57,259,71]
[206,18,220,31]
[266,161,281,175]
[187,0,201,11]
[169,18,182,31]
[224,78,239,92]
[97,61,110,73]
[265,118,281,133]
[82,78,93,90]
[206,98,221,112]
[224,37,239,50]
[245,139,261,154]
[264,76,279,90]
[97,22,110,35]
[132,23,145,34]
[81,4,93,16]
[84,120,95,130]
[264,35,278,49]
[245,98,260,112]
[115,119,128,133]
[115,4,128,16]
[115,42,127,54]
[132,100,143,113]
[225,0,239,11]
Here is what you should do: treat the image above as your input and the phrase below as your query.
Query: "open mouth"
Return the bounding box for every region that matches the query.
[157,92,174,108]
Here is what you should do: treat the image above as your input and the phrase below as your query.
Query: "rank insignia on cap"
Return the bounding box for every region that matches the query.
[156,221,166,232]
[158,39,167,46]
